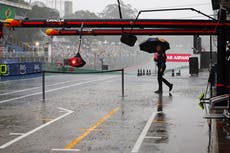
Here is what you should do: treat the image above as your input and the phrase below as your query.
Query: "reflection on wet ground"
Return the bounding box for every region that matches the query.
[146,112,169,144]
[0,115,18,129]
[0,101,61,145]
[0,70,217,153]
[149,94,170,144]
[209,118,230,153]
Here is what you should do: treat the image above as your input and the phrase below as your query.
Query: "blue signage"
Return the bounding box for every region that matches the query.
[0,62,42,80]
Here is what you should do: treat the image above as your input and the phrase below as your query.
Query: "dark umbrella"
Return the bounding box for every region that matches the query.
[139,37,170,53]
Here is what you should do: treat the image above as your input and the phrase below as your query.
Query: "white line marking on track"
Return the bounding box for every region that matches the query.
[51,149,80,152]
[0,87,40,96]
[131,110,157,153]
[0,80,78,96]
[9,133,25,136]
[0,76,116,104]
[0,107,74,149]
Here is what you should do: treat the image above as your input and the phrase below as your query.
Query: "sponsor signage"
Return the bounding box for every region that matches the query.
[166,53,192,62]
[0,5,16,20]
[0,64,7,74]
[0,62,42,76]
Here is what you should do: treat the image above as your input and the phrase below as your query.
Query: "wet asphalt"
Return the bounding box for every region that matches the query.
[0,64,210,153]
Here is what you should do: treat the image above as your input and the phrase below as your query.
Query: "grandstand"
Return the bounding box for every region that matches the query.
[0,0,32,55]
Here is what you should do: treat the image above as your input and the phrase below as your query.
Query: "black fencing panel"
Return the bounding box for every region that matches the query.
[189,57,199,75]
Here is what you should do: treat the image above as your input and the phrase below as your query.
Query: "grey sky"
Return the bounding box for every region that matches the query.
[28,0,213,19]
[72,0,213,19]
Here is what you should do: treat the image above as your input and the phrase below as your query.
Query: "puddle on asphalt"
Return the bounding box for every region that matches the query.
[0,115,19,129]
[145,112,169,144]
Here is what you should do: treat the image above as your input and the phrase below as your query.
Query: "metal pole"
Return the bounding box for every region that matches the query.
[42,71,45,101]
[217,9,226,96]
[210,35,213,98]
[117,0,123,19]
[227,47,230,94]
[217,28,226,96]
[121,68,124,98]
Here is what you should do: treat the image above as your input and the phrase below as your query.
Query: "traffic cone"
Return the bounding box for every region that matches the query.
[137,69,140,76]
[140,69,142,76]
[172,69,175,77]
[176,70,180,76]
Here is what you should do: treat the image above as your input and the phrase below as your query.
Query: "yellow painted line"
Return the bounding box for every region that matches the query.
[64,107,120,149]
[78,128,103,132]
[153,120,166,123]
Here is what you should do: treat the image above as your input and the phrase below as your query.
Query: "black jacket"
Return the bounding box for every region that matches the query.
[156,52,167,69]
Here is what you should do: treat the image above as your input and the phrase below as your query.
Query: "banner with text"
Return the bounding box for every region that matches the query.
[166,53,191,62]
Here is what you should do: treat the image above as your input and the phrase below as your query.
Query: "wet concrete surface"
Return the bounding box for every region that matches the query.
[0,66,213,153]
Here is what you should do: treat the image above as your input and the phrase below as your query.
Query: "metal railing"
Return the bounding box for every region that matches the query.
[202,94,230,119]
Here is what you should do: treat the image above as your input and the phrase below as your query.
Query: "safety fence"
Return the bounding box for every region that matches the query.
[41,69,125,101]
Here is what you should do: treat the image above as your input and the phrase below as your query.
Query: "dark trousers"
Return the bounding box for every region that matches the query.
[157,66,171,91]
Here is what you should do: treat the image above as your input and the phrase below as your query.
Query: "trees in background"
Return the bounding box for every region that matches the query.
[4,2,59,43]
[5,0,138,45]
[100,0,137,19]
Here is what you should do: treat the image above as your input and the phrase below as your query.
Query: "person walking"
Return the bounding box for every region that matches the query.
[154,44,173,94]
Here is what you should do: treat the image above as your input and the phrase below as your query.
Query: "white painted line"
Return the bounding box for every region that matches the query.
[45,76,116,93]
[0,107,74,149]
[0,87,40,96]
[9,133,25,136]
[145,136,162,139]
[0,93,42,104]
[0,80,77,96]
[59,110,67,113]
[0,76,116,104]
[131,110,157,153]
[0,74,67,84]
[52,149,80,152]
[57,107,73,112]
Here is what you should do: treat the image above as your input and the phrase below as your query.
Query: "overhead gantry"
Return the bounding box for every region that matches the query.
[0,9,230,96]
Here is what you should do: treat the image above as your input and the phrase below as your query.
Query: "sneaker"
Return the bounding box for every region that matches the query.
[154,90,162,94]
[169,84,173,91]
